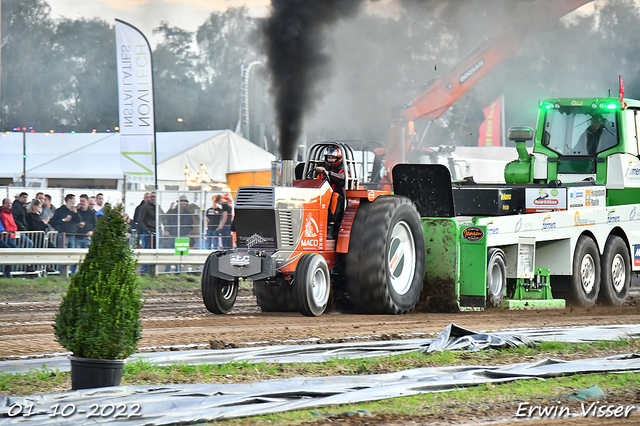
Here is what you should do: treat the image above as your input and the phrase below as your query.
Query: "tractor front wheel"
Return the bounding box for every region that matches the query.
[294,253,331,317]
[201,254,238,314]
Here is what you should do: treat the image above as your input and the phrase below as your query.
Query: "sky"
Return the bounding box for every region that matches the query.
[47,0,270,45]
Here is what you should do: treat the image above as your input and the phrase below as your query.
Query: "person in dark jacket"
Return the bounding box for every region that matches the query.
[11,192,34,248]
[75,194,97,248]
[137,192,163,274]
[132,192,150,247]
[166,196,195,239]
[26,199,49,233]
[11,192,28,231]
[50,194,80,248]
[26,200,56,258]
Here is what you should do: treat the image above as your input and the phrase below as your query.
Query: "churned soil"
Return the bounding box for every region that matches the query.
[0,288,638,359]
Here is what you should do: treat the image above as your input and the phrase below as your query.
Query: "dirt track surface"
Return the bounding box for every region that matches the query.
[1,288,639,359]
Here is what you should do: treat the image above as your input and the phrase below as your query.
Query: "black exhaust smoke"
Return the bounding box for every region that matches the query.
[262,0,364,160]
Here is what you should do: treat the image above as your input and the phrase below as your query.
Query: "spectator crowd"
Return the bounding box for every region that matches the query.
[1,191,234,278]
[0,192,105,278]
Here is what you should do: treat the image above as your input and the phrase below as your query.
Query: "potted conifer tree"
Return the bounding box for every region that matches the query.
[53,203,143,390]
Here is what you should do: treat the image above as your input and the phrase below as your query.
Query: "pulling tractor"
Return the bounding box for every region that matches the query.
[201,142,426,316]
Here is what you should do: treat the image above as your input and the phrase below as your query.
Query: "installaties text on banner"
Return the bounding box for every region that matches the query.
[115,19,157,186]
[478,95,503,147]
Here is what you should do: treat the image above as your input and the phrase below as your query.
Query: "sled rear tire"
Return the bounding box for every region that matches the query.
[598,235,630,306]
[486,248,507,307]
[566,235,600,307]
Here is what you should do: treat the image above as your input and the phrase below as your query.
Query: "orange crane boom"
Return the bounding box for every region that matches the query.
[384,0,593,176]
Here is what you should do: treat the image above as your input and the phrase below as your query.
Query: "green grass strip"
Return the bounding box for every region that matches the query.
[1,338,638,396]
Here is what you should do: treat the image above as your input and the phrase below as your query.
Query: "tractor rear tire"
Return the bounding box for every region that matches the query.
[201,254,238,314]
[486,248,507,307]
[598,235,631,306]
[253,279,297,312]
[294,253,331,317]
[566,235,600,307]
[345,195,425,314]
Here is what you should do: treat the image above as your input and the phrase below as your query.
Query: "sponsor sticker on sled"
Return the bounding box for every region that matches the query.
[462,226,484,242]
[525,188,567,212]
[568,186,605,209]
[634,245,640,267]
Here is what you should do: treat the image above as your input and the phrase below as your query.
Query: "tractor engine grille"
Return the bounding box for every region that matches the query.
[278,210,295,248]
[236,187,275,209]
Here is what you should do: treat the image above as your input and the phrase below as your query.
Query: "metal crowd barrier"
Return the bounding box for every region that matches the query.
[0,248,211,277]
[0,231,53,277]
[0,226,220,277]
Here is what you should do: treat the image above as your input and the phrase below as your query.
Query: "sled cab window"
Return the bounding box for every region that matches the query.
[542,106,619,157]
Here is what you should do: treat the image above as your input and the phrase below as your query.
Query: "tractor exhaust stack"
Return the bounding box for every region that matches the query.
[281,160,294,187]
[272,160,295,187]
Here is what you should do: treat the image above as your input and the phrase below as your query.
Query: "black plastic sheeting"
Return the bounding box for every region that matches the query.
[0,324,639,425]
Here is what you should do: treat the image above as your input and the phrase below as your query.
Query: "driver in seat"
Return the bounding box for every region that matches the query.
[315,147,345,239]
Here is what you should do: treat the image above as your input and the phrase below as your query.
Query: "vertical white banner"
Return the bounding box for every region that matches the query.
[115,19,156,185]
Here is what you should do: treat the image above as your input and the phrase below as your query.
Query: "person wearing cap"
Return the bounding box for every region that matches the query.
[166,195,196,240]
[205,194,232,250]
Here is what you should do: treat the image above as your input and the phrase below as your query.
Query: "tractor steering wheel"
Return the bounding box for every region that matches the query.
[306,168,317,180]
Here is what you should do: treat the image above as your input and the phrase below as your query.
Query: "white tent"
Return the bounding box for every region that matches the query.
[156,130,275,183]
[1,129,275,188]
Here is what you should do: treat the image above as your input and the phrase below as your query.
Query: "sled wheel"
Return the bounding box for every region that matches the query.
[253,279,298,312]
[294,253,331,317]
[345,195,425,314]
[598,235,631,306]
[201,253,238,314]
[567,235,600,307]
[486,248,506,307]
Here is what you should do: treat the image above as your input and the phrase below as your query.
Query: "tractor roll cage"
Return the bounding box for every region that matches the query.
[303,142,359,190]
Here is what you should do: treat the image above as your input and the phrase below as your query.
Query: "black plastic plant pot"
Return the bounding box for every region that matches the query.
[69,356,124,390]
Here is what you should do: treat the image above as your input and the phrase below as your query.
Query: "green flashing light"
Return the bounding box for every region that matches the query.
[542,99,620,112]
[592,101,618,110]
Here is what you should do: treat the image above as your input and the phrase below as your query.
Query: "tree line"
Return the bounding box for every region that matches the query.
[0,0,260,135]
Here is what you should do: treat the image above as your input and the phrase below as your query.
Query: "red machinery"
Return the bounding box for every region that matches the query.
[384,0,592,179]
